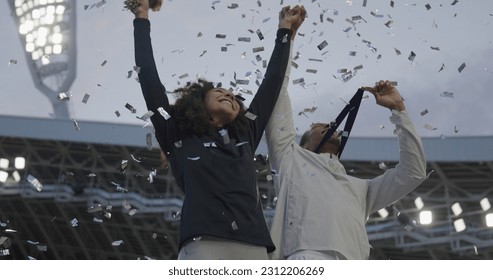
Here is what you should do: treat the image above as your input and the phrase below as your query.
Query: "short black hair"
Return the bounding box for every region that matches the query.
[299,129,311,147]
[170,79,249,137]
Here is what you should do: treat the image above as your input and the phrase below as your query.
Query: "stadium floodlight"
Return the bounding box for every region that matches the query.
[14,157,26,169]
[0,159,9,169]
[377,208,389,218]
[414,196,424,210]
[8,0,77,119]
[12,171,21,183]
[486,213,493,228]
[480,198,491,211]
[451,202,463,216]
[0,171,8,183]
[419,210,432,225]
[453,218,466,232]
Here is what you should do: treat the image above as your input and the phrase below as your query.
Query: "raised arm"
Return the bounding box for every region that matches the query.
[132,0,174,152]
[364,81,427,214]
[265,6,305,171]
[246,6,302,148]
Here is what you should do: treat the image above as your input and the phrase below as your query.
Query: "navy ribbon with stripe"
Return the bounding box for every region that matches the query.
[313,88,365,157]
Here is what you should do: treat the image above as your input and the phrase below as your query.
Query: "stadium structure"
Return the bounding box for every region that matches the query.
[1,115,492,260]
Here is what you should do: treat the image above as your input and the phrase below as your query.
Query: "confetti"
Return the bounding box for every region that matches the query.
[57,92,71,101]
[384,20,394,28]
[125,103,137,113]
[370,11,384,18]
[256,29,264,41]
[292,78,305,85]
[137,110,154,121]
[8,59,17,65]
[86,0,107,10]
[72,119,80,131]
[379,162,388,170]
[317,40,328,51]
[115,111,121,117]
[231,221,239,230]
[349,51,357,56]
[253,47,264,53]
[87,205,103,213]
[420,109,429,116]
[430,46,440,51]
[27,174,43,192]
[70,218,78,227]
[146,133,153,150]
[425,4,431,10]
[244,111,257,121]
[440,91,454,98]
[174,140,183,148]
[219,129,230,144]
[0,249,10,256]
[424,124,438,130]
[408,51,417,62]
[101,60,107,66]
[227,3,239,9]
[178,73,189,79]
[121,160,128,172]
[438,63,445,72]
[238,37,251,42]
[82,93,90,104]
[128,209,138,216]
[458,62,466,73]
[112,240,124,247]
[215,34,226,39]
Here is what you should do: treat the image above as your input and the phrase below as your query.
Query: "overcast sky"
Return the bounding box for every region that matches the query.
[1,0,492,138]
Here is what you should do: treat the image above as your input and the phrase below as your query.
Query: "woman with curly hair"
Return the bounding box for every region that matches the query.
[130,0,305,259]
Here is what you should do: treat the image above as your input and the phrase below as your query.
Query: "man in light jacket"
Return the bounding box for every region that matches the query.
[266,41,427,259]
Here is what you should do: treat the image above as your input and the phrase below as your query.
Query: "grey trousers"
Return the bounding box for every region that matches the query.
[178,236,268,260]
[287,250,345,260]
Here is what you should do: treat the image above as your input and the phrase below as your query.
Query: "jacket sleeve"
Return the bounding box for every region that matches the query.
[247,28,292,149]
[365,110,427,215]
[265,40,295,177]
[134,18,175,153]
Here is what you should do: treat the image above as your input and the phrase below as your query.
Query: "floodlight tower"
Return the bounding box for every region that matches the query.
[8,0,77,119]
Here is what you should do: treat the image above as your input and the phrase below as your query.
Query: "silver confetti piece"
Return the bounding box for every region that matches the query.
[219,129,230,144]
[408,51,416,62]
[174,140,183,148]
[82,93,90,104]
[216,34,226,39]
[458,62,466,73]
[128,209,138,216]
[27,174,43,192]
[420,109,429,116]
[57,92,71,101]
[231,221,239,230]
[440,91,454,98]
[157,107,171,120]
[8,59,17,65]
[253,47,264,53]
[244,111,257,120]
[72,119,80,131]
[138,110,154,121]
[146,133,152,150]
[70,218,78,227]
[125,103,137,113]
[293,78,305,85]
[317,40,328,50]
[111,240,124,246]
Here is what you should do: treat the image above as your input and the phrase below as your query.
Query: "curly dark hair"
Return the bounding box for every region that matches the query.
[169,79,250,137]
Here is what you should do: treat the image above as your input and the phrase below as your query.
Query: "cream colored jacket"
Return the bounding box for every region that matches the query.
[266,42,427,260]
